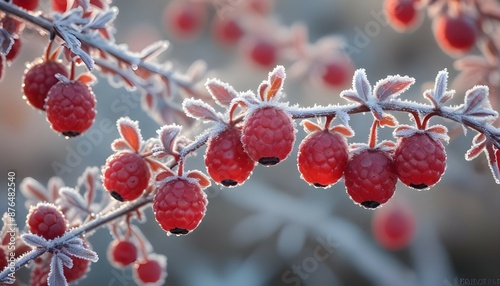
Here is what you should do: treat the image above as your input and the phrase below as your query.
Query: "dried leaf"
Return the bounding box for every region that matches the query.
[205,79,238,107]
[117,117,142,153]
[186,170,211,188]
[301,120,321,133]
[182,98,221,122]
[373,75,414,102]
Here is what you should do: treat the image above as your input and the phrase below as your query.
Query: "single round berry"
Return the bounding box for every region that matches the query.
[30,264,50,286]
[6,37,22,62]
[65,255,90,283]
[205,127,255,187]
[45,80,96,137]
[27,203,66,240]
[344,149,397,209]
[211,17,244,46]
[13,0,39,11]
[384,0,420,31]
[246,38,278,68]
[433,13,477,55]
[372,204,415,249]
[107,240,138,268]
[297,130,348,188]
[394,133,446,190]
[102,152,151,202]
[164,0,207,39]
[134,258,163,284]
[318,59,353,89]
[153,178,208,235]
[241,107,296,165]
[22,60,69,110]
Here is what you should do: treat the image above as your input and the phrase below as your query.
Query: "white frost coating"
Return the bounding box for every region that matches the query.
[49,255,67,286]
[373,75,415,102]
[59,187,88,213]
[353,68,372,102]
[157,124,182,152]
[182,98,222,122]
[117,117,143,147]
[205,78,238,107]
[425,69,455,107]
[21,233,48,248]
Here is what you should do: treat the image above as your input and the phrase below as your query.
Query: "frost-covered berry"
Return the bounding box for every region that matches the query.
[107,240,138,268]
[27,203,66,240]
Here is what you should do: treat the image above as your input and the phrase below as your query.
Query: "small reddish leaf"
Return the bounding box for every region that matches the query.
[186,170,211,188]
[156,170,175,181]
[374,75,414,102]
[111,138,131,151]
[265,65,286,101]
[182,98,221,122]
[205,78,238,107]
[462,86,492,114]
[426,124,450,143]
[393,125,418,138]
[486,144,500,184]
[301,120,321,133]
[258,82,268,101]
[473,133,486,145]
[330,125,354,137]
[20,178,48,202]
[49,46,63,61]
[145,158,166,172]
[48,177,64,203]
[76,73,97,85]
[117,117,142,153]
[465,141,486,161]
[378,114,397,127]
[157,125,182,154]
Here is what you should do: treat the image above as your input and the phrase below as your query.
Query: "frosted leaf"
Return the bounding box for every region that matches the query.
[460,86,498,122]
[0,28,13,55]
[186,170,211,188]
[354,69,371,102]
[20,177,49,202]
[336,110,351,128]
[157,125,182,154]
[21,233,48,248]
[62,243,98,262]
[48,255,67,286]
[424,69,455,107]
[263,65,286,101]
[56,252,73,269]
[182,98,221,122]
[117,117,142,153]
[139,41,169,61]
[59,187,88,213]
[82,7,118,30]
[373,75,414,102]
[486,144,500,184]
[205,78,238,107]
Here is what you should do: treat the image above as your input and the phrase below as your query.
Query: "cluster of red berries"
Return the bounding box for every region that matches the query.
[25,203,91,286]
[385,0,478,56]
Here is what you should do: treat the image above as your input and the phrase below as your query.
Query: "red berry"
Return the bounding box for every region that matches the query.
[1,16,25,35]
[211,16,244,46]
[13,0,39,11]
[27,203,67,240]
[22,59,69,110]
[318,59,354,89]
[133,256,166,285]
[64,255,90,283]
[384,0,420,31]
[107,240,138,268]
[297,130,348,188]
[372,203,415,249]
[6,37,22,61]
[205,127,255,187]
[433,13,477,55]
[52,0,67,12]
[344,149,397,209]
[241,107,295,165]
[30,264,50,286]
[45,80,96,137]
[394,133,446,190]
[0,248,7,271]
[164,1,207,39]
[153,177,208,235]
[246,38,278,68]
[102,151,151,202]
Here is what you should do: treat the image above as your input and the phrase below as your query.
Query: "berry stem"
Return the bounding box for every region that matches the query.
[369,119,379,149]
[421,113,436,129]
[70,60,76,81]
[324,115,334,130]
[129,225,149,260]
[410,112,423,130]
[44,39,54,62]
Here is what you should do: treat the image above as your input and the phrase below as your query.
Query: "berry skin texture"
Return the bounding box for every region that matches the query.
[344,149,397,209]
[205,127,255,187]
[297,130,348,188]
[22,60,69,110]
[372,204,415,250]
[153,178,208,235]
[45,80,97,137]
[107,240,138,268]
[433,14,477,55]
[394,133,446,190]
[102,152,151,202]
[134,259,162,284]
[384,0,420,31]
[13,0,39,11]
[27,203,66,240]
[241,107,296,166]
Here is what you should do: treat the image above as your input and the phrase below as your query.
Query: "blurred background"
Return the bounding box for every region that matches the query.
[1,0,500,285]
